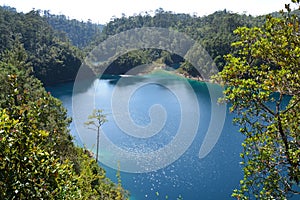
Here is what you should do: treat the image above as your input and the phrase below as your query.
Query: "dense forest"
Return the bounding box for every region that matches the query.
[0,2,299,199]
[0,6,266,85]
[87,9,265,77]
[44,11,103,48]
[0,6,84,85]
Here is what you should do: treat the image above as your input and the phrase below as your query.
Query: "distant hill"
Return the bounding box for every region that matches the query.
[43,11,103,48]
[0,6,83,85]
[2,5,290,83]
[89,9,265,76]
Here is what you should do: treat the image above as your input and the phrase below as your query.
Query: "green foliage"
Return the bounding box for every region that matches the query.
[0,43,74,162]
[88,9,263,76]
[0,6,83,85]
[0,6,271,81]
[215,2,300,199]
[85,109,108,129]
[44,11,103,48]
[0,109,80,199]
[72,148,129,200]
[0,38,128,199]
[102,48,176,75]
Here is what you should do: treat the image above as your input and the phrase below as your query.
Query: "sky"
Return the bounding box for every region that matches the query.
[0,0,292,24]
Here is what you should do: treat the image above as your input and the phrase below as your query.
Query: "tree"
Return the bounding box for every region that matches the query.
[85,109,107,163]
[215,1,300,199]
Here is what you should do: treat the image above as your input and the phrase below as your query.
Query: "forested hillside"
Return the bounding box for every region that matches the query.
[0,6,82,85]
[43,11,103,48]
[0,6,266,84]
[1,6,298,82]
[0,6,130,199]
[88,9,264,76]
[0,37,128,199]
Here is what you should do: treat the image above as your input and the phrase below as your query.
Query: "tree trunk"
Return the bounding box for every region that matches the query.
[96,126,100,163]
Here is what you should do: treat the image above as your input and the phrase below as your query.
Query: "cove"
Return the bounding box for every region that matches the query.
[47,72,244,200]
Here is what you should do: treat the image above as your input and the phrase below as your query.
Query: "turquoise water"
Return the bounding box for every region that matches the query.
[48,73,244,199]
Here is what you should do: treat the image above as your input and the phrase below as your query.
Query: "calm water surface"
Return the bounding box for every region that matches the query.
[47,73,244,200]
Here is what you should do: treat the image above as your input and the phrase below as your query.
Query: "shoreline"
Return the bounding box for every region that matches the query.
[46,63,214,87]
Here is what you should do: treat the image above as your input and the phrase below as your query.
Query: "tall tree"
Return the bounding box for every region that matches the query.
[85,109,107,163]
[215,1,300,199]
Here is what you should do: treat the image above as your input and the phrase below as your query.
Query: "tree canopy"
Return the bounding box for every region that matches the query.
[0,5,268,82]
[93,9,263,75]
[0,6,83,85]
[215,1,300,199]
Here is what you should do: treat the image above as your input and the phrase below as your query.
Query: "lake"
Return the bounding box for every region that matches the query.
[47,72,244,200]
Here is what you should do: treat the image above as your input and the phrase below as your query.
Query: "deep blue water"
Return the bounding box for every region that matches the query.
[47,73,244,200]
